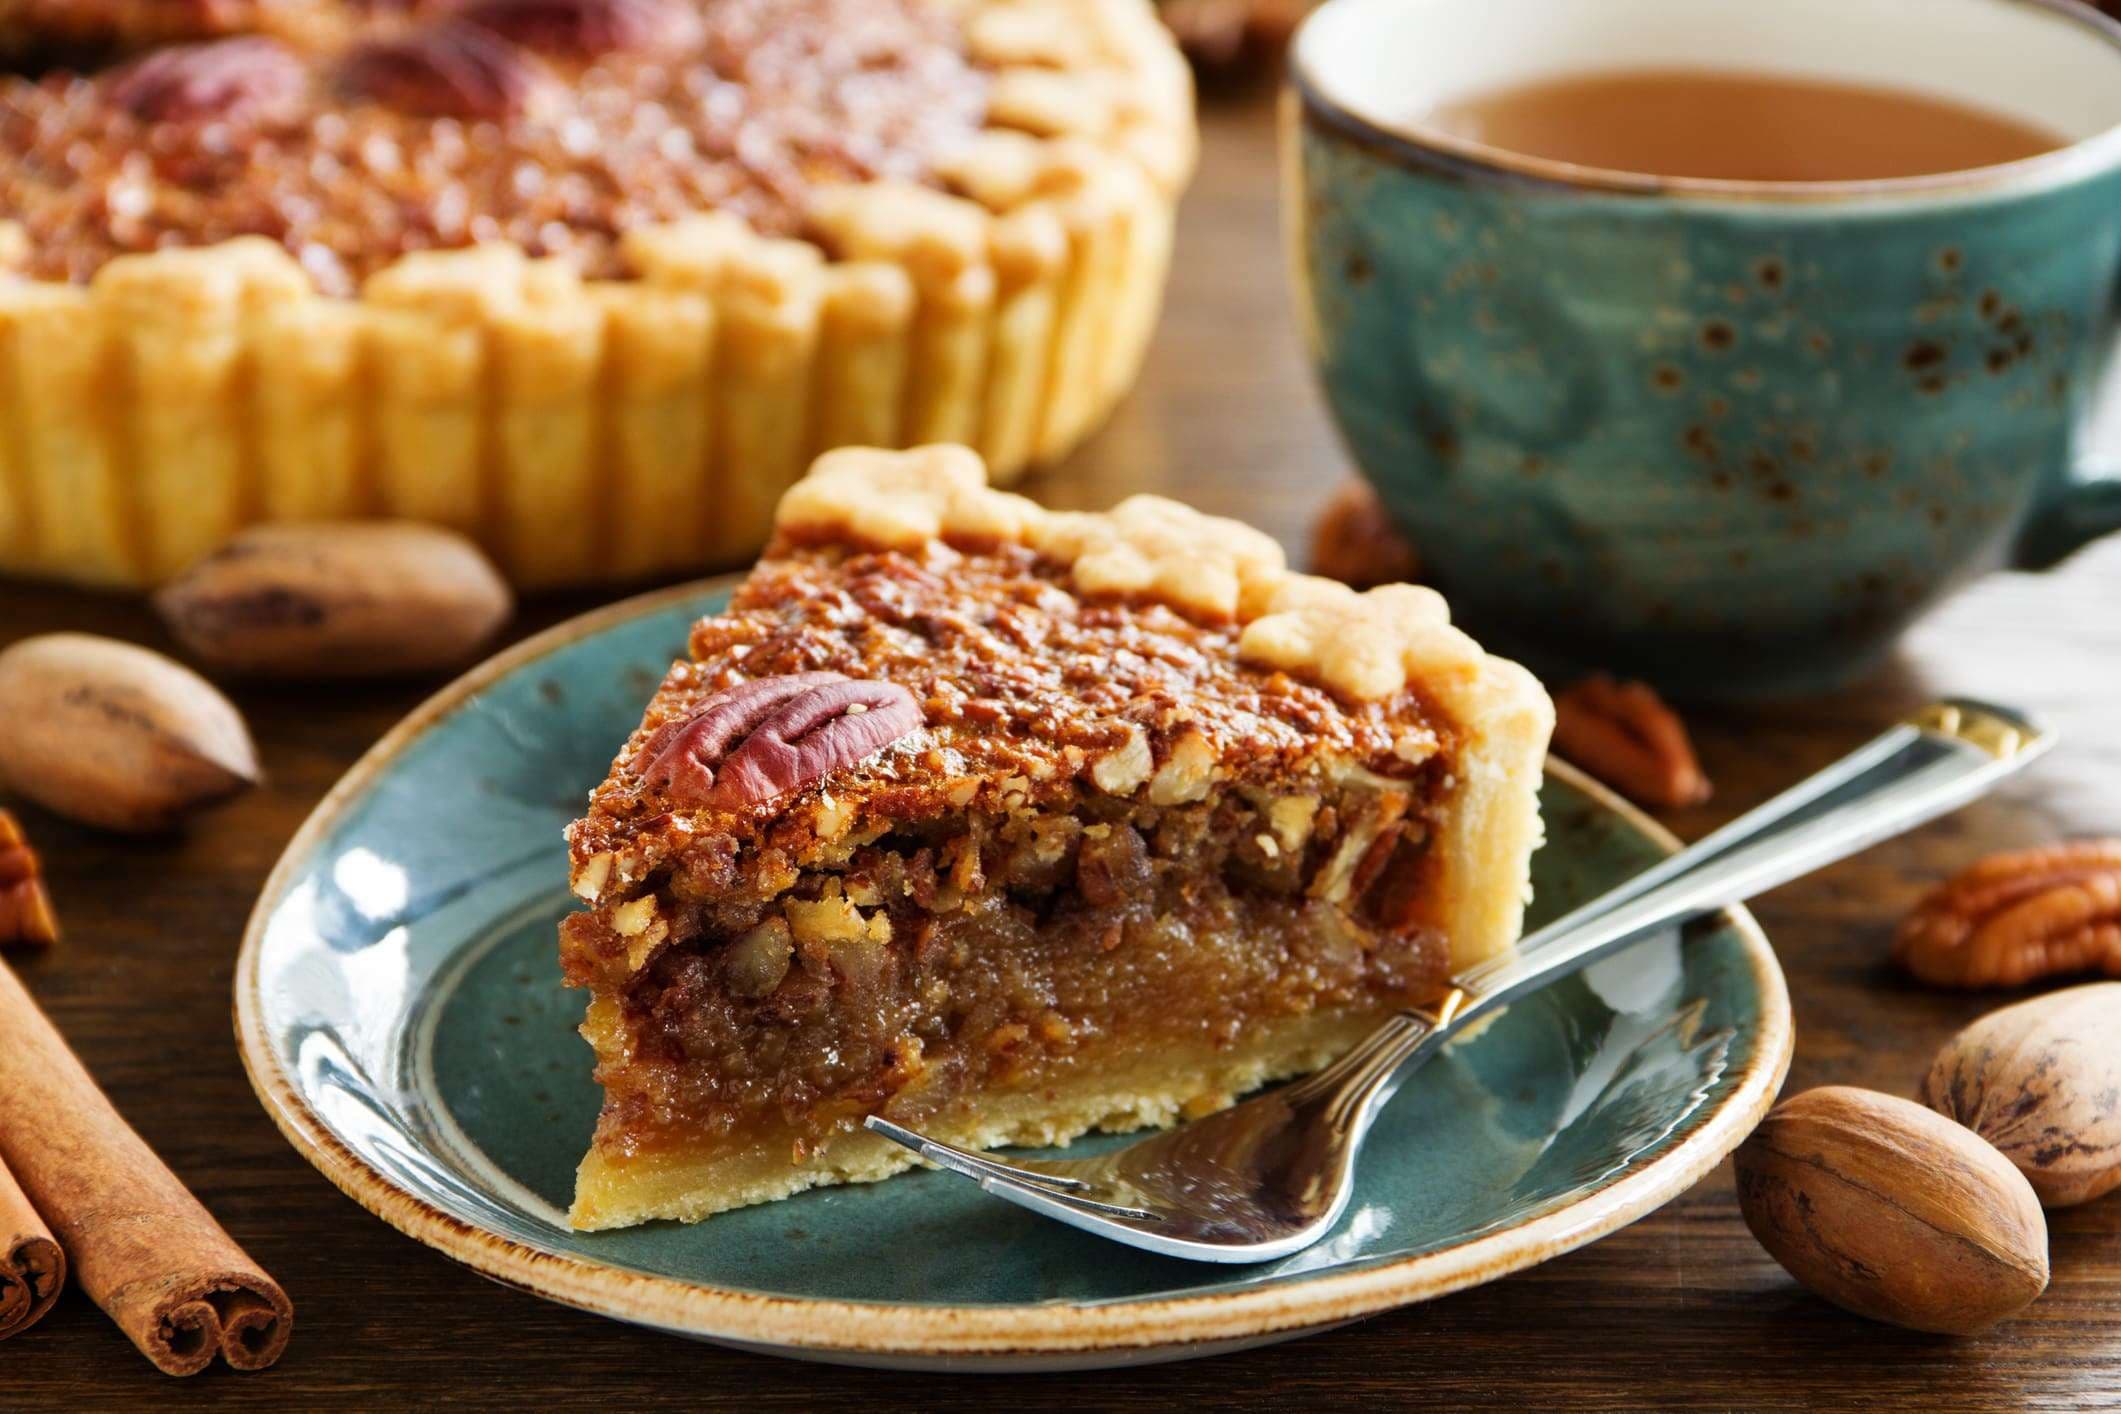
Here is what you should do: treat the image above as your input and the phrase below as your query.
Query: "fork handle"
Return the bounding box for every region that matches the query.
[1291,700,2054,1125]
[1445,698,2053,1019]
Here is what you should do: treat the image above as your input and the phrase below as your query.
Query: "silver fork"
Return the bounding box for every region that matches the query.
[867,700,2052,1263]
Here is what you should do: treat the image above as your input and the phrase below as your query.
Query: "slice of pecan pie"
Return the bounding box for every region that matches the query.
[561,446,1554,1229]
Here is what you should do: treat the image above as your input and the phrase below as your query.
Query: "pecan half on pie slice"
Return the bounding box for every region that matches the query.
[560,445,1555,1229]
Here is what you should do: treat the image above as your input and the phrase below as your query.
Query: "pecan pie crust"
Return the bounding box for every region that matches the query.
[0,0,1192,588]
[561,445,1554,1229]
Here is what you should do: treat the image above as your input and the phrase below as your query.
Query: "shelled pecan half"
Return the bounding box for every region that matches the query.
[107,36,308,126]
[338,19,546,120]
[0,810,59,949]
[634,673,924,809]
[1308,480,1422,590]
[1894,841,2121,989]
[1550,675,1712,811]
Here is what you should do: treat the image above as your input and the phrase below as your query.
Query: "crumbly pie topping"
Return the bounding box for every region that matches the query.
[772,445,1496,701]
[0,0,989,294]
[1243,580,1479,703]
[775,444,1046,552]
[1039,497,1285,623]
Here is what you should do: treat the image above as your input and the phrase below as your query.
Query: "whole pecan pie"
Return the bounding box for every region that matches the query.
[0,1,1192,587]
[560,444,1554,1228]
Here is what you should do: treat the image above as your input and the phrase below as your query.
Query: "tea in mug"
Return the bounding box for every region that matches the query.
[1418,69,2065,182]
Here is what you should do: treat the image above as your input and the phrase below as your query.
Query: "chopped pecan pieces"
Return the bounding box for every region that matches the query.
[1894,841,2121,989]
[455,0,696,55]
[1551,675,1711,810]
[1309,480,1421,590]
[107,36,308,126]
[635,673,923,810]
[0,810,59,949]
[337,19,546,120]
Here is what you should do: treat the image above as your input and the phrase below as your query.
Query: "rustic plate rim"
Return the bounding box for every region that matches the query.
[232,576,1795,1361]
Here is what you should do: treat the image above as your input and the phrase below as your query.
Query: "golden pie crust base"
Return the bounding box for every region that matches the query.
[572,1009,1386,1229]
[0,0,1192,589]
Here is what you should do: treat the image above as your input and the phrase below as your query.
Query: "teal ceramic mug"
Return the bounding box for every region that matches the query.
[1288,0,2121,698]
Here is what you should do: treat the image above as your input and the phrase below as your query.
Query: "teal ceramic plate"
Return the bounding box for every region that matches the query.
[234,579,1793,1371]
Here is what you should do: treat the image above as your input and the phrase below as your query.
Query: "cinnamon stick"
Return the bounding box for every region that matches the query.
[0,961,292,1375]
[1,1155,64,1340]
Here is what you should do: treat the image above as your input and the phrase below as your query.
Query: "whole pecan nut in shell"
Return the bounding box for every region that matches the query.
[338,20,546,120]
[1893,840,2121,989]
[107,36,309,125]
[0,809,60,948]
[1550,675,1712,810]
[1734,1085,2048,1335]
[634,672,923,809]
[1920,984,2121,1208]
[454,0,697,55]
[0,634,260,833]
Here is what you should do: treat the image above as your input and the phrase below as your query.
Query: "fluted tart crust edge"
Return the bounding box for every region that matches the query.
[0,0,1193,589]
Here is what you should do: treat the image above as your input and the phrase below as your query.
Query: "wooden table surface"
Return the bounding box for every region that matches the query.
[6,87,2120,1412]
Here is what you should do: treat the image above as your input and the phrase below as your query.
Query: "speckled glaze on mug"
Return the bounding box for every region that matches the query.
[1290,0,2121,698]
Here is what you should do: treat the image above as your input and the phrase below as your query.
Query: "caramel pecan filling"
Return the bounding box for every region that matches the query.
[564,776,1451,1149]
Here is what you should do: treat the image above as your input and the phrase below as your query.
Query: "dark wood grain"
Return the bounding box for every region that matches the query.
[4,89,2119,1412]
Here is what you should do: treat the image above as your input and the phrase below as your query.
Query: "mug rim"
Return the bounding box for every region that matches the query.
[1289,0,2121,205]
